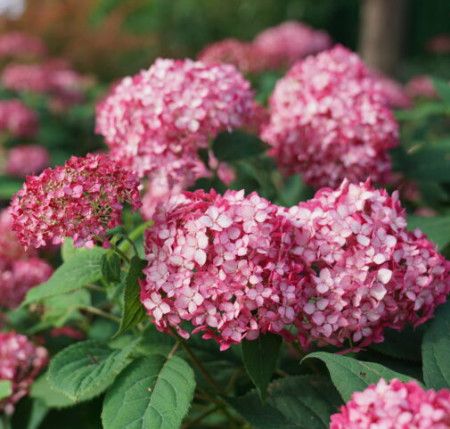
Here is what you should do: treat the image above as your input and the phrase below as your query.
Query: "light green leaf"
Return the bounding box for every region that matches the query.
[408,215,450,249]
[47,340,135,402]
[23,247,106,305]
[26,400,49,429]
[115,256,147,337]
[422,301,450,389]
[0,380,12,400]
[102,355,195,429]
[242,333,282,399]
[30,374,75,408]
[230,375,341,429]
[303,352,414,401]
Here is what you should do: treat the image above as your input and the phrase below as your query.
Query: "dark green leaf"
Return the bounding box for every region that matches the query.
[422,301,450,389]
[230,375,341,429]
[23,247,106,305]
[212,130,266,161]
[303,352,414,401]
[115,256,147,337]
[433,78,450,104]
[101,251,122,283]
[47,340,135,402]
[242,333,282,399]
[102,355,195,429]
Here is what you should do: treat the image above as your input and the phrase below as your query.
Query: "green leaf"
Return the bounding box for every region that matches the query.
[422,301,450,389]
[433,78,450,104]
[230,375,341,429]
[212,130,266,162]
[0,176,22,200]
[102,355,195,429]
[303,352,414,401]
[101,251,122,283]
[23,247,106,306]
[0,380,12,400]
[115,256,147,337]
[47,340,135,402]
[242,333,282,399]
[26,400,48,429]
[30,374,75,408]
[408,215,450,250]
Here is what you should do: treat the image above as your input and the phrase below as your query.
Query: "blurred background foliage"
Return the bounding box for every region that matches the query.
[1,0,449,81]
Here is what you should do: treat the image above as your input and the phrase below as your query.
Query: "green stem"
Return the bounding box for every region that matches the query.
[172,330,223,394]
[119,220,153,253]
[1,414,11,429]
[110,242,131,264]
[82,306,120,323]
[183,405,220,429]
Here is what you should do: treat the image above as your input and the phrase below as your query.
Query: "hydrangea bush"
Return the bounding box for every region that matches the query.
[0,26,449,429]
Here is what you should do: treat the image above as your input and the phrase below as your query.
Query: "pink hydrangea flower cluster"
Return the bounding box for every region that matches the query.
[406,75,439,100]
[370,71,412,109]
[0,100,38,138]
[284,180,449,349]
[0,209,52,308]
[262,46,399,188]
[252,21,332,69]
[96,58,257,179]
[1,61,86,108]
[10,153,141,249]
[141,189,306,350]
[0,32,47,60]
[5,145,50,177]
[142,182,449,350]
[0,332,48,415]
[198,38,266,74]
[330,379,450,429]
[0,257,53,308]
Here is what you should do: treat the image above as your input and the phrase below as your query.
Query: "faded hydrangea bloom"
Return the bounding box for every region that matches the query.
[262,45,399,188]
[0,100,38,138]
[0,32,47,60]
[0,332,48,415]
[11,153,141,249]
[6,145,50,178]
[331,379,450,429]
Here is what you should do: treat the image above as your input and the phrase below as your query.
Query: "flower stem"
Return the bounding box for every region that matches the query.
[82,306,120,323]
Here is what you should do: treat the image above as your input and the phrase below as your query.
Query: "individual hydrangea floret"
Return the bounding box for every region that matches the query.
[252,21,332,69]
[284,180,450,349]
[0,100,38,138]
[11,153,141,249]
[95,58,257,179]
[141,189,306,350]
[0,332,48,415]
[6,145,50,177]
[330,379,450,429]
[261,45,399,188]
[0,257,53,308]
[0,32,47,60]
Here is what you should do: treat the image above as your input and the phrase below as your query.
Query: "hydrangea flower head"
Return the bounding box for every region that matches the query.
[141,189,306,350]
[11,153,141,248]
[331,379,450,429]
[6,145,50,177]
[0,100,38,138]
[285,180,450,349]
[253,21,332,69]
[0,257,53,308]
[0,332,48,415]
[262,45,399,188]
[0,32,47,60]
[198,38,263,74]
[0,208,30,261]
[95,58,256,179]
